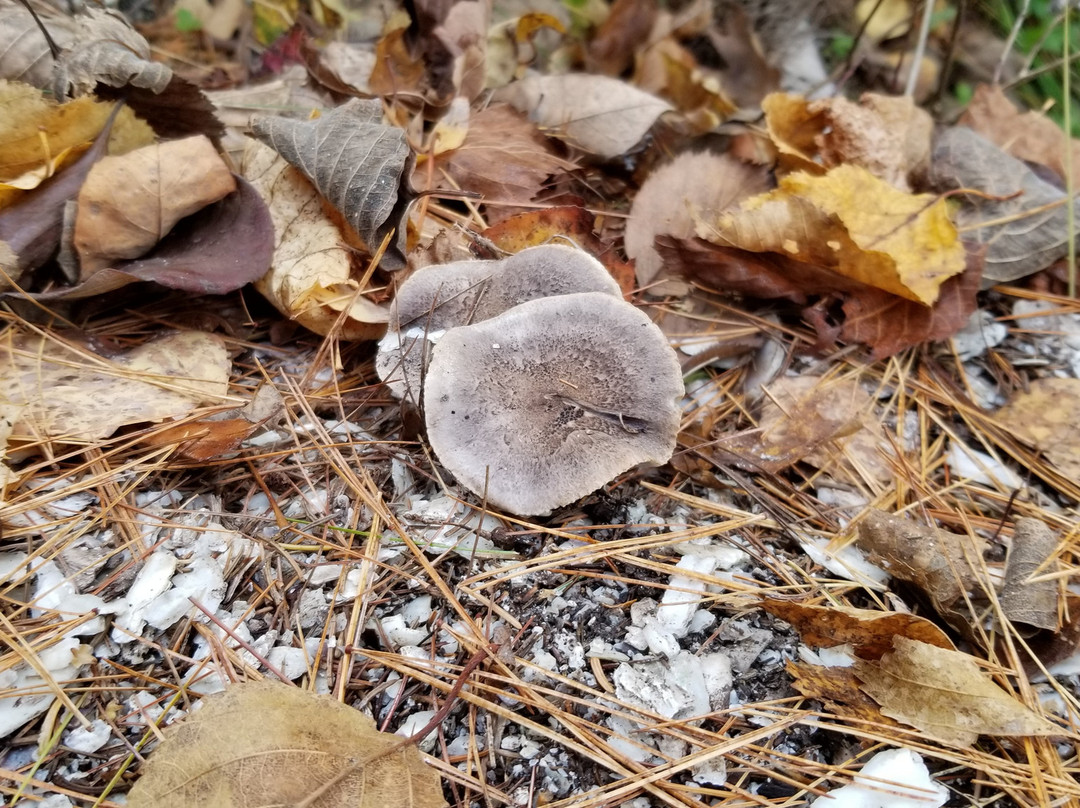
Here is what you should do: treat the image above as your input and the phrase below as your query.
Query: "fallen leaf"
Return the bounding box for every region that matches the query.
[854,0,914,41]
[928,126,1069,285]
[699,165,966,305]
[0,80,154,187]
[74,136,236,276]
[494,73,673,160]
[656,235,861,304]
[626,151,771,293]
[855,636,1059,748]
[140,381,284,461]
[482,206,634,295]
[999,518,1060,633]
[3,330,230,444]
[960,83,1080,186]
[30,174,273,299]
[855,509,988,635]
[425,103,576,209]
[995,378,1080,481]
[241,138,389,339]
[763,92,933,190]
[786,660,898,728]
[633,38,737,134]
[126,680,447,808]
[587,0,657,75]
[0,102,121,283]
[762,598,954,660]
[839,243,984,359]
[252,98,415,270]
[52,7,171,97]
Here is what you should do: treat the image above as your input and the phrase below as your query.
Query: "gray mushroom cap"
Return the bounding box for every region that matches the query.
[423,292,685,516]
[376,244,621,404]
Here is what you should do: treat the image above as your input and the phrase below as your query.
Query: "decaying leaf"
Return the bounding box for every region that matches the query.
[959,83,1080,186]
[714,375,894,482]
[51,7,171,97]
[126,680,447,808]
[855,636,1059,747]
[33,175,273,299]
[482,206,634,294]
[999,518,1060,633]
[699,165,966,305]
[2,330,230,444]
[839,244,984,359]
[140,381,283,461]
[425,103,576,209]
[252,98,415,270]
[786,660,899,728]
[0,102,121,283]
[494,73,673,159]
[762,598,954,660]
[74,136,236,276]
[855,509,988,634]
[762,92,932,190]
[929,126,1069,284]
[995,377,1080,481]
[626,151,771,293]
[242,138,388,339]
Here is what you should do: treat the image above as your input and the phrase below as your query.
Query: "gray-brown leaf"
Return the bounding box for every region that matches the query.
[928,126,1068,284]
[251,98,414,270]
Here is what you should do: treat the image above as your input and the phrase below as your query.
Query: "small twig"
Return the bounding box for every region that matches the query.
[996,0,1033,84]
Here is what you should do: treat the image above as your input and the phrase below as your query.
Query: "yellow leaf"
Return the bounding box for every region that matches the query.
[699,164,965,305]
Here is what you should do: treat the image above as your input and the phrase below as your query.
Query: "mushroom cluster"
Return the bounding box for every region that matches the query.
[377,244,684,516]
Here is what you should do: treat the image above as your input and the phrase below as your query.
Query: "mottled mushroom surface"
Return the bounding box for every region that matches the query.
[423,292,684,516]
[376,244,620,404]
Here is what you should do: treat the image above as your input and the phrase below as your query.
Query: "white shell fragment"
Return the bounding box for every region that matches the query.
[424,292,684,516]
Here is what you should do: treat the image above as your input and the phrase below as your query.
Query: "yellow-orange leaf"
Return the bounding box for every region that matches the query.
[699,164,965,305]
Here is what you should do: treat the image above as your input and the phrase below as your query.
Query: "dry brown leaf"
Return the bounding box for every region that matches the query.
[428,103,576,208]
[839,243,984,359]
[999,518,1060,633]
[633,37,737,133]
[252,98,414,270]
[2,330,230,444]
[126,680,447,808]
[74,135,236,276]
[855,636,1060,748]
[714,376,894,483]
[960,83,1080,186]
[929,127,1068,284]
[786,660,898,728]
[855,509,988,635]
[587,0,658,76]
[995,378,1080,480]
[626,151,770,293]
[482,206,634,294]
[241,138,388,340]
[762,598,954,660]
[493,73,673,160]
[700,165,966,305]
[763,92,932,190]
